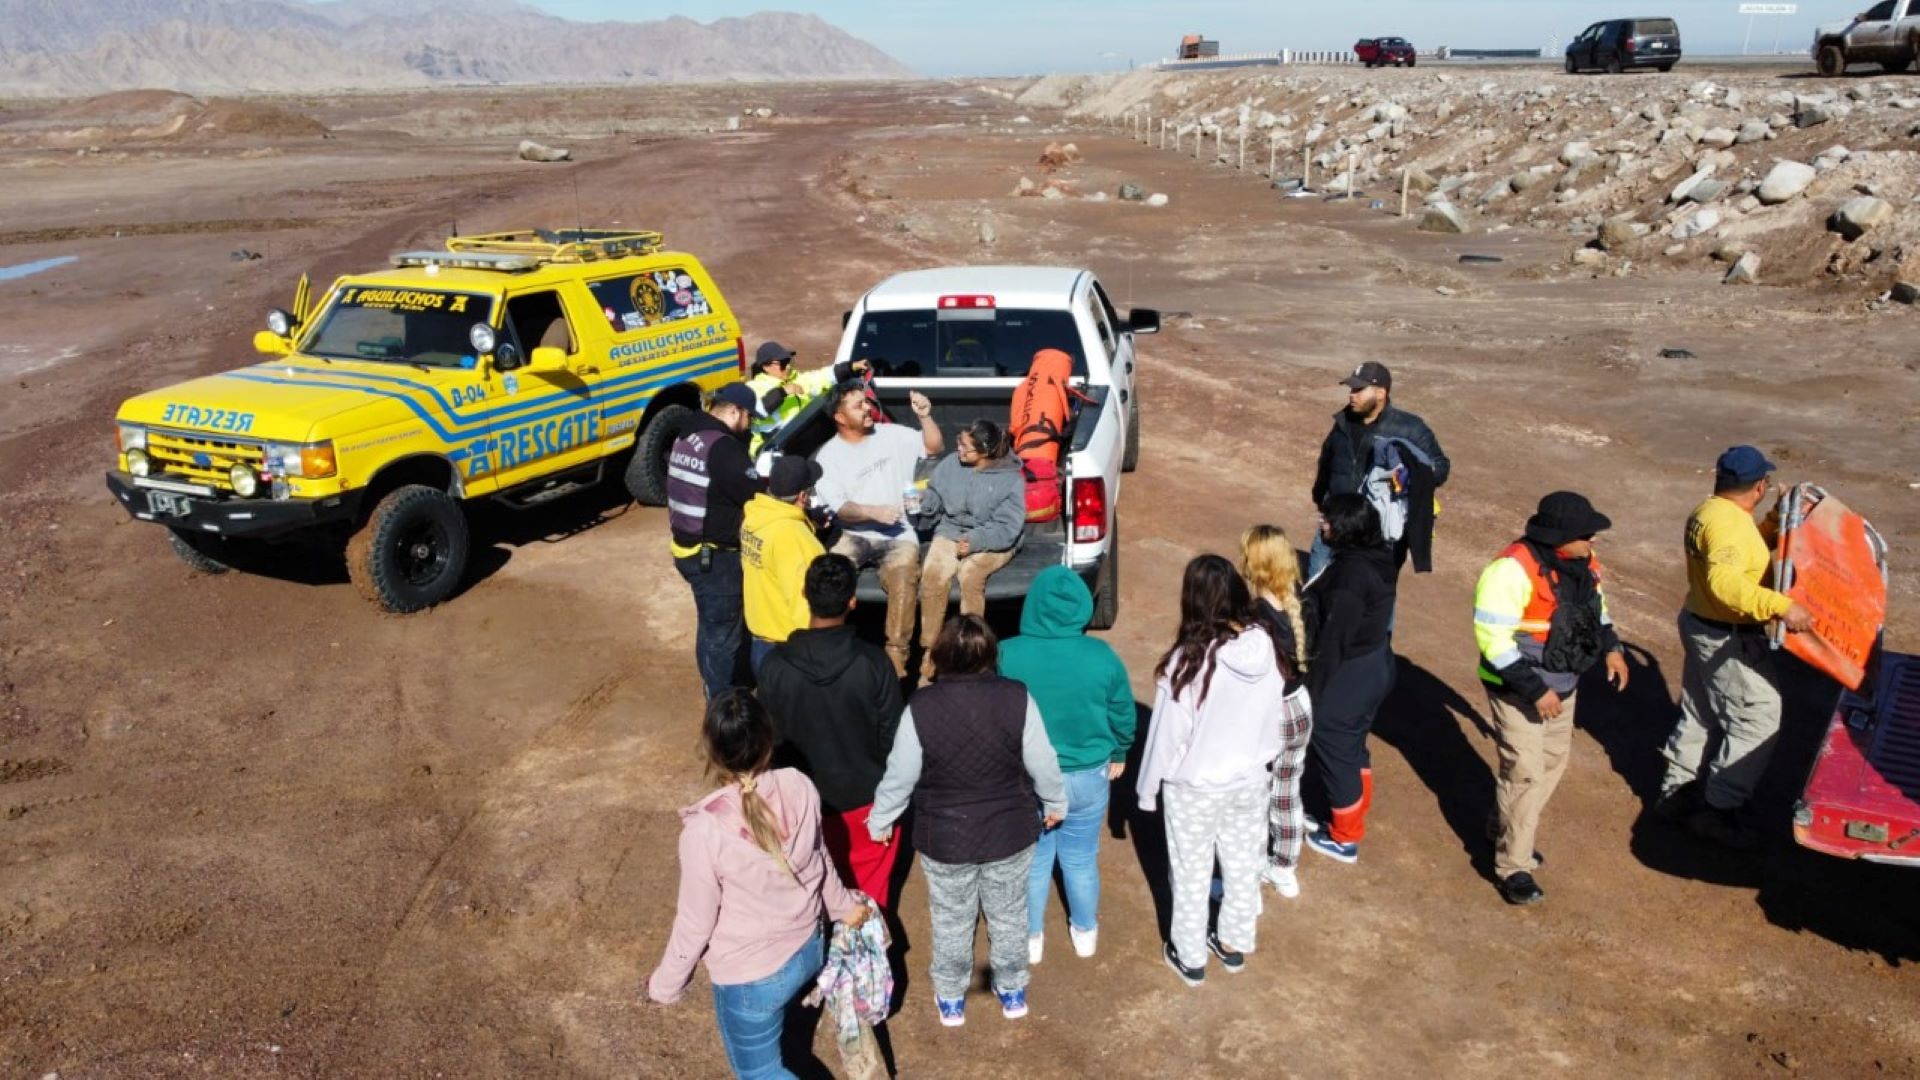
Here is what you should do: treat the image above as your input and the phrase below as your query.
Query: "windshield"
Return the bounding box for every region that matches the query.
[849,308,1087,378]
[302,286,495,368]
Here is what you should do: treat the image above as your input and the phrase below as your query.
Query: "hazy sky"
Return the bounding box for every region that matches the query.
[525,1,1854,75]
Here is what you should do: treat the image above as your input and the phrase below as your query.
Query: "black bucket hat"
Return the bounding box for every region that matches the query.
[1524,491,1612,547]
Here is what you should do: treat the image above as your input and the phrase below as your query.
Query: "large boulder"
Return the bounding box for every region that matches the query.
[1560,140,1596,167]
[1735,121,1771,145]
[1669,167,1716,203]
[1757,160,1817,205]
[1598,217,1641,251]
[1673,207,1722,241]
[1829,196,1893,241]
[1698,127,1739,150]
[517,140,571,162]
[1420,202,1470,234]
[1891,281,1919,305]
[1686,179,1730,204]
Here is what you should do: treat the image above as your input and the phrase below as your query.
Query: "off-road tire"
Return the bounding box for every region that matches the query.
[1657,63,1676,73]
[627,403,697,506]
[1606,52,1624,74]
[168,528,234,575]
[1122,393,1140,473]
[1817,44,1847,78]
[1089,521,1119,631]
[346,484,469,613]
[1407,57,1416,68]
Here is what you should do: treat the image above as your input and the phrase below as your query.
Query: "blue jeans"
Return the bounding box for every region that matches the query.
[1028,767,1111,935]
[750,636,777,678]
[676,549,745,699]
[1307,532,1333,579]
[710,930,823,1080]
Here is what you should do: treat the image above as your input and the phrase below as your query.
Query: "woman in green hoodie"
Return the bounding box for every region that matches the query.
[1000,565,1136,963]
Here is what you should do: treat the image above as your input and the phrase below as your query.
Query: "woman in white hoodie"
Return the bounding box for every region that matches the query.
[1137,555,1291,987]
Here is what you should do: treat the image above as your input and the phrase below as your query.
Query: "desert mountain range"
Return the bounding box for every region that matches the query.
[0,0,913,96]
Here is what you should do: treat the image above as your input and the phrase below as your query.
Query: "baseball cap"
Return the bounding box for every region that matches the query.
[753,341,796,373]
[710,382,757,413]
[768,455,823,499]
[1715,445,1776,487]
[1340,361,1392,391]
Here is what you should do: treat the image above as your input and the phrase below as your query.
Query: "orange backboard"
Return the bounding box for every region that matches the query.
[1774,485,1887,691]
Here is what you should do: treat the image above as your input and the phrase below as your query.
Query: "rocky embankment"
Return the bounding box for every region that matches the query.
[1003,68,1920,301]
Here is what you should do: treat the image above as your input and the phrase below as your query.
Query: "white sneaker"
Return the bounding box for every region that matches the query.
[1068,924,1097,958]
[1263,864,1301,899]
[1028,933,1044,965]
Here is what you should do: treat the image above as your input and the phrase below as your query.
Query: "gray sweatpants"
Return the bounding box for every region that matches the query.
[1660,611,1783,810]
[1164,782,1267,971]
[920,846,1034,1000]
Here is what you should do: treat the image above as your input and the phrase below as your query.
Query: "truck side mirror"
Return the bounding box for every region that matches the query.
[253,330,292,356]
[842,310,853,328]
[528,346,569,372]
[1127,308,1161,335]
[493,342,523,371]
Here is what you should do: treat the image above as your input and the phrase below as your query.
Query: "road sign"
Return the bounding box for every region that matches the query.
[1738,3,1797,13]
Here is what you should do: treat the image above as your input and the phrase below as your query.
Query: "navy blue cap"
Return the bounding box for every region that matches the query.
[1715,445,1775,486]
[710,382,757,413]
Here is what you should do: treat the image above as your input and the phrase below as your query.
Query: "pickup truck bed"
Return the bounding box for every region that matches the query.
[768,382,1103,606]
[1795,649,1920,866]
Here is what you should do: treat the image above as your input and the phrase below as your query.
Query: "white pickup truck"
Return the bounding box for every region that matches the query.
[1814,0,1920,76]
[763,266,1157,628]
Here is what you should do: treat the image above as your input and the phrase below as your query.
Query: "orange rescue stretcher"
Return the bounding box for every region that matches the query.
[1773,484,1918,864]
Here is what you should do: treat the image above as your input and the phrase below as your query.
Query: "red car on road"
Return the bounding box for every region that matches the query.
[1355,37,1418,67]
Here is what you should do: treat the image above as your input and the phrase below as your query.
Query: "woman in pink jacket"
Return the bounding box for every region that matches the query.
[649,690,872,1079]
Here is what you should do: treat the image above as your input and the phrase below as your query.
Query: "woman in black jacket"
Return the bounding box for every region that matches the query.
[1302,494,1397,864]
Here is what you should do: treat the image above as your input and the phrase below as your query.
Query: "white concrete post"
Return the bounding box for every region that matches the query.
[1268,136,1277,177]
[1346,151,1357,200]
[1401,168,1411,217]
[1238,128,1246,170]
[1174,126,1181,153]
[1304,149,1313,191]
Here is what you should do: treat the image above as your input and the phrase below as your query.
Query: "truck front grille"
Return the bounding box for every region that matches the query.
[146,428,266,492]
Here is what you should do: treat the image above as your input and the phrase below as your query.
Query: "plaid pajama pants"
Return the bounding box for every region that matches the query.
[1268,686,1315,871]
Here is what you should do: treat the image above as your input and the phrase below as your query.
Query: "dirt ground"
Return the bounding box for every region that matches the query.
[2,75,1918,1078]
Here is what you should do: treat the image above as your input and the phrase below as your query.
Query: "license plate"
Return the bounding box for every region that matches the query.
[1650,42,1666,49]
[148,491,192,517]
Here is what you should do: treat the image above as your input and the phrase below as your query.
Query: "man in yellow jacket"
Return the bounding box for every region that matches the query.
[1473,492,1630,906]
[1654,446,1813,851]
[741,456,826,676]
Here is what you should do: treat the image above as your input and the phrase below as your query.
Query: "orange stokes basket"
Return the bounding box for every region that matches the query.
[1771,484,1889,691]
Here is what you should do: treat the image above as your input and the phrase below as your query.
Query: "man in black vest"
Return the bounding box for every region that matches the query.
[1308,361,1450,578]
[668,382,765,698]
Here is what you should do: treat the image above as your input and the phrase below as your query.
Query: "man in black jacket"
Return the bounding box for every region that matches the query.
[669,382,766,699]
[759,553,907,906]
[1308,361,1450,578]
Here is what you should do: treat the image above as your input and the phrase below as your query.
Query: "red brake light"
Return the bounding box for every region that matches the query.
[937,295,995,310]
[1624,37,1637,51]
[1071,477,1107,543]
[735,335,746,377]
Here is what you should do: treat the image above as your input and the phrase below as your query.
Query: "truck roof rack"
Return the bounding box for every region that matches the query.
[445,229,665,263]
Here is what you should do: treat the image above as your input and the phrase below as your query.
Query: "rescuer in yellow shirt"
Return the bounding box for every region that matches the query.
[741,456,826,676]
[1654,446,1813,851]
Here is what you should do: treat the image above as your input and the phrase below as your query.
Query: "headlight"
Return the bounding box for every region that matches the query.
[469,323,497,355]
[126,448,151,477]
[117,423,147,452]
[265,440,338,479]
[230,463,260,497]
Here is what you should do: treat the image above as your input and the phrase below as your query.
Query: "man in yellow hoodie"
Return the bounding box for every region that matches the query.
[1655,445,1813,851]
[742,456,826,676]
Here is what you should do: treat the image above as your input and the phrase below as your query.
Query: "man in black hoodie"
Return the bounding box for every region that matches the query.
[759,553,906,906]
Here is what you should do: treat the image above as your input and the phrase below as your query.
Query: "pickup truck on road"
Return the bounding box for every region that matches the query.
[1814,0,1920,76]
[762,266,1157,629]
[1355,38,1418,68]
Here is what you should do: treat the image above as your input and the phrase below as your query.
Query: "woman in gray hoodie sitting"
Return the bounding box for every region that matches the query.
[917,419,1027,679]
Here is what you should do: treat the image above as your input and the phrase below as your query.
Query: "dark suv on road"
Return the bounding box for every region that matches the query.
[1565,17,1682,73]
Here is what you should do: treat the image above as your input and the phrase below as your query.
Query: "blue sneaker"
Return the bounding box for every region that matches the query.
[936,996,966,1027]
[1305,825,1359,864]
[995,986,1029,1020]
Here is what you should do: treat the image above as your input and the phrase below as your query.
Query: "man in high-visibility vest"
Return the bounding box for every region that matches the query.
[744,341,868,453]
[1653,446,1813,851]
[1473,491,1630,906]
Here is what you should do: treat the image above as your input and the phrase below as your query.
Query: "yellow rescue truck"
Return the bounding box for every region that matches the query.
[106,229,743,611]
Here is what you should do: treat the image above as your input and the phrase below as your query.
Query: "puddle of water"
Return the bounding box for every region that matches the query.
[0,255,78,282]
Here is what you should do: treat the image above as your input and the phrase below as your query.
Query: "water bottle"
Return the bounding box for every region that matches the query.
[902,482,923,517]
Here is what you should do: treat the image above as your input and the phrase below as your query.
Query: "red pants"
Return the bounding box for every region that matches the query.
[821,804,899,909]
